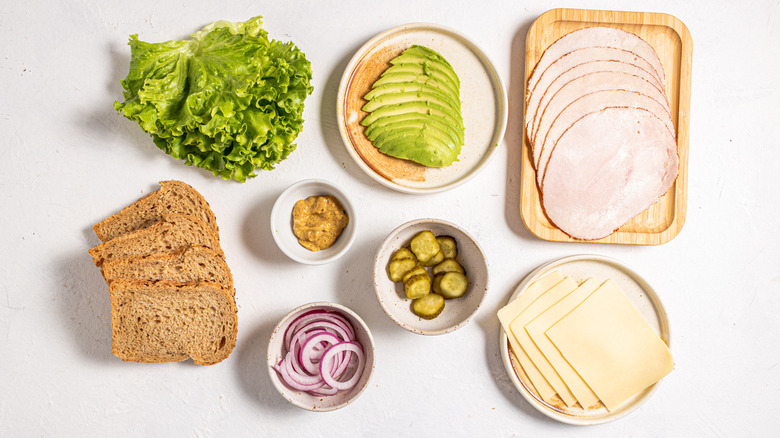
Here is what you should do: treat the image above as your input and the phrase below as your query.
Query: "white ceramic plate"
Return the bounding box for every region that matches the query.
[337,23,507,194]
[373,219,489,335]
[499,254,671,425]
[267,302,376,412]
[270,179,357,265]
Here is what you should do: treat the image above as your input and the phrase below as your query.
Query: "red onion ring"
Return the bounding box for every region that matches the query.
[284,310,355,350]
[319,342,364,391]
[273,309,365,395]
[299,331,340,375]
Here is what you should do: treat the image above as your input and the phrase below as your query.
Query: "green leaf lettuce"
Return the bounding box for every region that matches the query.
[114,16,313,182]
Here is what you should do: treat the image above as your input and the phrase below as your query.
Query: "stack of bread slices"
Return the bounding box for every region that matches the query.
[88,181,237,365]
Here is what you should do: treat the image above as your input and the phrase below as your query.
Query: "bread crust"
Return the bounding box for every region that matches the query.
[88,213,223,267]
[93,180,219,242]
[109,279,237,365]
[100,245,234,295]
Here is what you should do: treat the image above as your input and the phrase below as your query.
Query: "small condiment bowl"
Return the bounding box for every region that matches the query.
[267,302,376,412]
[270,179,357,265]
[373,218,489,335]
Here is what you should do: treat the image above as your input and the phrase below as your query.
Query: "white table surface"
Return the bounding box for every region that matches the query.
[2,0,779,436]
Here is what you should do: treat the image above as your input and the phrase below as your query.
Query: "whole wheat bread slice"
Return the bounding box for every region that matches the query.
[93,180,219,242]
[109,279,237,365]
[89,213,223,267]
[101,245,234,295]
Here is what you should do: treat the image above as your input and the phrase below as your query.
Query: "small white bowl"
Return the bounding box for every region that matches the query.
[267,302,376,412]
[373,219,489,335]
[270,179,357,264]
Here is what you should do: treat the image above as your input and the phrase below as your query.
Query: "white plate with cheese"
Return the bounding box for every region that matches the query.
[498,255,672,425]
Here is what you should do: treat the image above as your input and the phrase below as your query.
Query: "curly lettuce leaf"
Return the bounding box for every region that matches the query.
[114,16,313,182]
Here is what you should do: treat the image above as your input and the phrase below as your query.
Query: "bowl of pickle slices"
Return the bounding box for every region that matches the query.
[372,218,489,335]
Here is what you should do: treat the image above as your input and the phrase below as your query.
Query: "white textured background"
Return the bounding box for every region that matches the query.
[1,0,779,436]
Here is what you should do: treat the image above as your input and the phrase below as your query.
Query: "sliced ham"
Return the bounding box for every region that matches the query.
[525,46,664,145]
[527,27,666,97]
[530,62,668,148]
[541,108,678,240]
[535,89,675,186]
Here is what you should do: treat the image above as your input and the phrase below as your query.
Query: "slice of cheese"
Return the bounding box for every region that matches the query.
[497,270,563,403]
[525,278,601,409]
[509,277,579,407]
[546,280,674,411]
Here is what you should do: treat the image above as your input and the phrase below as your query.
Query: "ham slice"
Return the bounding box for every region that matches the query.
[541,108,678,240]
[535,89,675,186]
[530,62,668,148]
[525,46,664,146]
[527,27,666,96]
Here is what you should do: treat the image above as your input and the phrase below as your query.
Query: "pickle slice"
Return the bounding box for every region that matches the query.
[410,231,441,263]
[412,293,445,319]
[420,251,444,267]
[404,274,431,299]
[402,266,427,283]
[436,236,457,259]
[392,247,417,263]
[388,258,417,282]
[432,271,469,299]
[432,258,465,276]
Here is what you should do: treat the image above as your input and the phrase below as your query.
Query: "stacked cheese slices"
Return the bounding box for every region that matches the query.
[498,270,673,411]
[525,27,679,240]
[88,181,237,366]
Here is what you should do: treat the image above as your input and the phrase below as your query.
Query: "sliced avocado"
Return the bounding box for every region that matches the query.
[366,118,463,146]
[403,45,454,68]
[381,63,459,95]
[364,113,464,142]
[364,82,460,110]
[390,54,459,88]
[365,116,463,145]
[362,91,459,114]
[371,124,459,151]
[378,132,459,167]
[361,45,463,167]
[361,101,464,130]
[372,72,460,98]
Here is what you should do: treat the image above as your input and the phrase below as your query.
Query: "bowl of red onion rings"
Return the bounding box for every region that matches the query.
[267,302,376,411]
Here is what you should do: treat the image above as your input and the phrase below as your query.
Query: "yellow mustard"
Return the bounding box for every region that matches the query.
[291,195,349,251]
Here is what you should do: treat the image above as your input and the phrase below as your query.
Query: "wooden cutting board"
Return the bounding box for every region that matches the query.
[520,8,692,245]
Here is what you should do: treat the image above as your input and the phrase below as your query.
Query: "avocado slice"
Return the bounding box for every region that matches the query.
[372,72,459,98]
[366,117,463,145]
[371,123,459,151]
[403,45,454,69]
[362,91,459,114]
[390,54,460,88]
[378,132,459,167]
[364,82,460,110]
[361,101,463,130]
[364,113,463,142]
[381,63,459,96]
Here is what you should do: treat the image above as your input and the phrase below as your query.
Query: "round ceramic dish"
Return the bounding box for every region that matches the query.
[499,255,671,425]
[373,218,489,335]
[267,302,376,412]
[337,23,508,194]
[270,179,357,265]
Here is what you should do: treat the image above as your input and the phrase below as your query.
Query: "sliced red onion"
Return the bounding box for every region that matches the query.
[319,342,364,391]
[284,310,355,350]
[299,331,340,375]
[277,353,324,392]
[273,309,365,396]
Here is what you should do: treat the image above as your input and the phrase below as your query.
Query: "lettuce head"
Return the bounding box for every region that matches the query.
[114,16,313,182]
